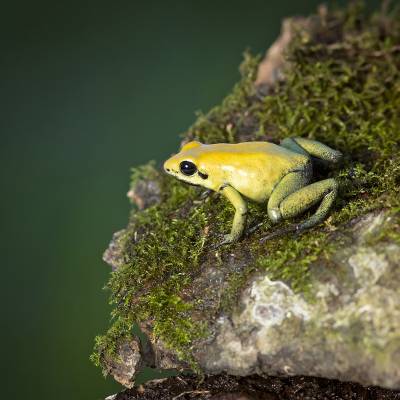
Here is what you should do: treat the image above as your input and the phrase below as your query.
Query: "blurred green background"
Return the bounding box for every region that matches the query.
[1,1,379,399]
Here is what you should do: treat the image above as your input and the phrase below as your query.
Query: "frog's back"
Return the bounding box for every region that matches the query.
[196,142,309,202]
[196,141,309,169]
[197,141,301,158]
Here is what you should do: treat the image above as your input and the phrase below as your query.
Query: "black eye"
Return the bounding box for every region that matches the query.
[180,161,197,176]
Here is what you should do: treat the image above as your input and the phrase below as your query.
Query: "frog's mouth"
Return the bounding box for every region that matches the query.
[164,167,202,187]
[183,181,200,188]
[165,167,207,180]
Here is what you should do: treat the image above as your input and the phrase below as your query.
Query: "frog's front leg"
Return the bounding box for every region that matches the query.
[219,185,247,244]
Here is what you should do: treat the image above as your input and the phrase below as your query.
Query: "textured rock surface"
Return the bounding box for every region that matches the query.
[199,211,400,388]
[255,16,309,90]
[103,339,142,388]
[103,229,128,271]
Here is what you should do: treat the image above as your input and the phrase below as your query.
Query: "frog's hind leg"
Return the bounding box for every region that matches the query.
[267,167,338,233]
[279,178,338,230]
[281,137,342,163]
[279,137,310,157]
[267,170,311,223]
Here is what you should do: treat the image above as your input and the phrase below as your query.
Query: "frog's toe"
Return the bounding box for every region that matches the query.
[260,225,297,243]
[214,234,236,248]
[246,222,264,235]
[222,234,235,244]
[268,208,282,223]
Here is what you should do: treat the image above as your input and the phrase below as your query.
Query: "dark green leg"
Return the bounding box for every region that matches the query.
[280,137,342,163]
[279,178,338,229]
[264,137,340,236]
[280,137,310,157]
[267,170,310,223]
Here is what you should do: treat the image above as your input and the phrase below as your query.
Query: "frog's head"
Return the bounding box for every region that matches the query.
[164,141,212,188]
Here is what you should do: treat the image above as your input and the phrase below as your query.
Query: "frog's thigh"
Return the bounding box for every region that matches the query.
[220,185,247,241]
[279,178,338,229]
[280,138,309,156]
[267,171,309,223]
[282,137,342,163]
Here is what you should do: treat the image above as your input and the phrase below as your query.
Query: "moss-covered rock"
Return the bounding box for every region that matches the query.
[201,210,400,388]
[92,2,400,389]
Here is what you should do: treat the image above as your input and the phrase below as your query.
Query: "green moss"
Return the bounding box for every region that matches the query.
[258,232,322,300]
[90,317,133,372]
[220,264,256,313]
[110,182,208,362]
[92,2,400,377]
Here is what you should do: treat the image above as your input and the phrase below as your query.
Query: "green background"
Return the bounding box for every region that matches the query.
[1,1,379,399]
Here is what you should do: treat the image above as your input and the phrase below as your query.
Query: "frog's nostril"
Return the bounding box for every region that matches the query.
[166,168,170,172]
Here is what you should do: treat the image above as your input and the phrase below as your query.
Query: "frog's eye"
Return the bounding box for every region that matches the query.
[180,160,197,176]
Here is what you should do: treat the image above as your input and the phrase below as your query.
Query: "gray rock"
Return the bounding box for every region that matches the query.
[103,339,142,388]
[198,211,400,389]
[127,178,161,210]
[103,229,127,271]
[103,211,400,389]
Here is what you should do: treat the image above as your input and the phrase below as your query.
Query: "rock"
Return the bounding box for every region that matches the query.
[255,5,335,94]
[102,212,400,390]
[127,177,161,210]
[103,229,127,271]
[199,211,400,389]
[103,339,142,388]
[255,17,307,92]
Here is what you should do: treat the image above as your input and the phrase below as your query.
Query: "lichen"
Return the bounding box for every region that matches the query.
[92,2,400,377]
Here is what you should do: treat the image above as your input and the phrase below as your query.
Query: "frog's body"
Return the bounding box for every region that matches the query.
[164,138,342,244]
[174,142,310,202]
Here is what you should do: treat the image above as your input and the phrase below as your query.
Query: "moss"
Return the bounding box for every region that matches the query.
[257,232,323,300]
[91,317,134,371]
[92,2,400,376]
[220,264,256,313]
[109,180,208,365]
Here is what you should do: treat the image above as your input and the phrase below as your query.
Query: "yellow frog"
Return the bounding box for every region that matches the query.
[164,137,342,244]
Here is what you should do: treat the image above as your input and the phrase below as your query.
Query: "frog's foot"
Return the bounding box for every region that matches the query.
[213,233,237,248]
[220,233,236,245]
[259,224,298,243]
[246,221,264,235]
[279,178,338,230]
[199,189,212,200]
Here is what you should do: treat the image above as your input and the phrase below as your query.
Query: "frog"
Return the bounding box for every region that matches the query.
[164,137,342,245]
